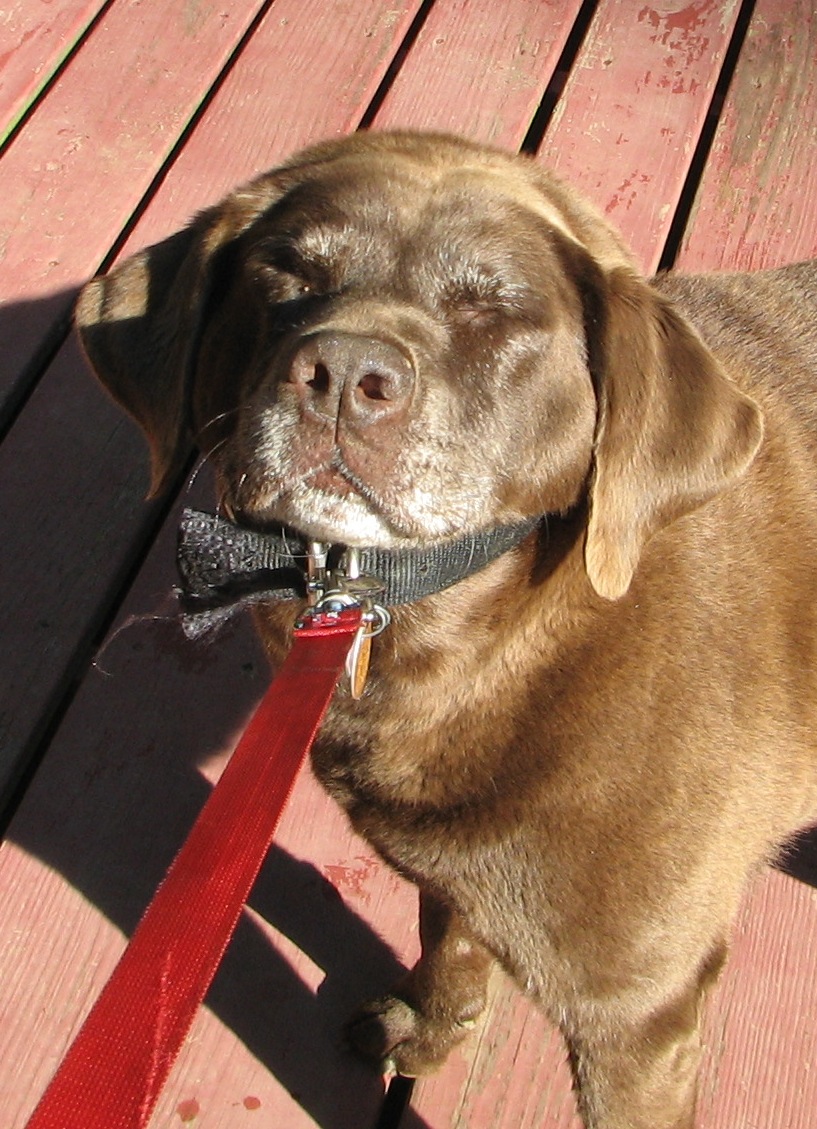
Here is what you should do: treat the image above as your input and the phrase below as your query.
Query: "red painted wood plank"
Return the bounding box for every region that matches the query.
[697,871,817,1129]
[670,3,817,1125]
[0,491,419,1129]
[0,0,261,302]
[0,0,105,143]
[372,0,584,148]
[538,0,742,271]
[402,976,581,1129]
[110,0,424,256]
[0,0,269,420]
[678,0,817,272]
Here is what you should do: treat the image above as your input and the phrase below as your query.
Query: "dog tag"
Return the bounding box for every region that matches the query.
[345,625,372,699]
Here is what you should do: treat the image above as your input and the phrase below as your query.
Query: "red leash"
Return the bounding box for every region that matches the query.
[24,604,363,1129]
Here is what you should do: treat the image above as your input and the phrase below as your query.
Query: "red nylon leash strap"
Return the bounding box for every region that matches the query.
[24,605,363,1129]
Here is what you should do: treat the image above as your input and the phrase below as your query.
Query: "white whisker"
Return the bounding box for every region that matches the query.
[184,456,210,493]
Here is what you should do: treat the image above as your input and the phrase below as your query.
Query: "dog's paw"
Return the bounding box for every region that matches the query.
[345,993,479,1076]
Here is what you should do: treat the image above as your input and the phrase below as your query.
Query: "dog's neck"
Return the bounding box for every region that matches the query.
[176,508,541,638]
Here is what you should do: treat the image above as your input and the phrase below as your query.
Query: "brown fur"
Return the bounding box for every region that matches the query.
[76,132,817,1129]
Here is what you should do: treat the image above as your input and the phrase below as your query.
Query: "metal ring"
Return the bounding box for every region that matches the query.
[362,604,391,638]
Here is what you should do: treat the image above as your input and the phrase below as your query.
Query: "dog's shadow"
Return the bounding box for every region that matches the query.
[9,605,422,1129]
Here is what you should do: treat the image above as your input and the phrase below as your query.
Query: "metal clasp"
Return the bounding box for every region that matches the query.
[300,542,391,698]
[306,541,330,605]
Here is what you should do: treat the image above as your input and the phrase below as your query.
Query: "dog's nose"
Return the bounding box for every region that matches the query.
[286,332,415,426]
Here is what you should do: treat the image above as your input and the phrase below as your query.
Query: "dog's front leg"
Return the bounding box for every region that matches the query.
[346,890,494,1075]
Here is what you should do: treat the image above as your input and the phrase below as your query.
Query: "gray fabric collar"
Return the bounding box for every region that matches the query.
[176,508,539,638]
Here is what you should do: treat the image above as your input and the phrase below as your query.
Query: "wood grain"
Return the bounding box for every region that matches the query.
[539,0,741,271]
[0,0,104,143]
[678,0,817,271]
[0,0,268,421]
[111,0,424,256]
[372,0,584,147]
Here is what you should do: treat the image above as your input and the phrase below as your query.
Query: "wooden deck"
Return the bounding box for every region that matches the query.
[2,1,817,1125]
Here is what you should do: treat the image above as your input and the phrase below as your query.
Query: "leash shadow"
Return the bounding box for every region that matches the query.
[8,609,426,1129]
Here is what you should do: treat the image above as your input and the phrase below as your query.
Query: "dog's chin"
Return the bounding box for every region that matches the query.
[250,486,415,549]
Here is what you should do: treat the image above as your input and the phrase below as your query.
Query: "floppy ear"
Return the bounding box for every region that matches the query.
[584,267,763,599]
[76,221,219,496]
[75,176,283,496]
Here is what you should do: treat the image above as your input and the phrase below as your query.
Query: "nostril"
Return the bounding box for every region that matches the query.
[286,332,414,423]
[357,371,391,402]
[308,362,331,395]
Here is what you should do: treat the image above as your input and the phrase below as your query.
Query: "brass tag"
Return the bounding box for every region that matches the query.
[346,627,373,699]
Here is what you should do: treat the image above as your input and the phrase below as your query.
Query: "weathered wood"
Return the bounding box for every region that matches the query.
[0,0,105,143]
[678,0,817,271]
[539,0,741,272]
[671,3,817,1124]
[112,0,424,255]
[372,0,584,147]
[698,870,817,1129]
[0,0,268,422]
[399,975,581,1128]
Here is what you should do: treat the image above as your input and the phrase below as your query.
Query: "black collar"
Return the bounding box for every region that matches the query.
[176,508,539,638]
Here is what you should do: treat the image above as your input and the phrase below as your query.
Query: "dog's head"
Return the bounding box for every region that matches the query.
[77,131,762,599]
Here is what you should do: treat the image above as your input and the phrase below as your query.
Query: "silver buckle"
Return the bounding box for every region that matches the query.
[301,542,391,677]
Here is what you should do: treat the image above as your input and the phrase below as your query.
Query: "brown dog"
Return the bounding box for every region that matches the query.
[76,131,817,1129]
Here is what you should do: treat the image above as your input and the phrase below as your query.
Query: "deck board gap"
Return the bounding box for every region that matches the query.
[374,1077,416,1129]
[656,0,758,272]
[520,0,601,155]
[0,0,116,153]
[92,0,280,281]
[357,0,438,131]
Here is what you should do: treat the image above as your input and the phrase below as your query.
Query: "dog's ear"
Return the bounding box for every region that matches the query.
[584,267,763,599]
[76,221,215,496]
[75,181,279,496]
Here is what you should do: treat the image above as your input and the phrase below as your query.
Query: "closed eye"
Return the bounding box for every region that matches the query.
[249,239,333,298]
[445,280,539,325]
[447,294,497,324]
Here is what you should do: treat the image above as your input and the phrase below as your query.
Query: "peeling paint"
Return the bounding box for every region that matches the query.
[605,171,653,214]
[177,1097,200,1122]
[638,0,728,69]
[323,855,381,904]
